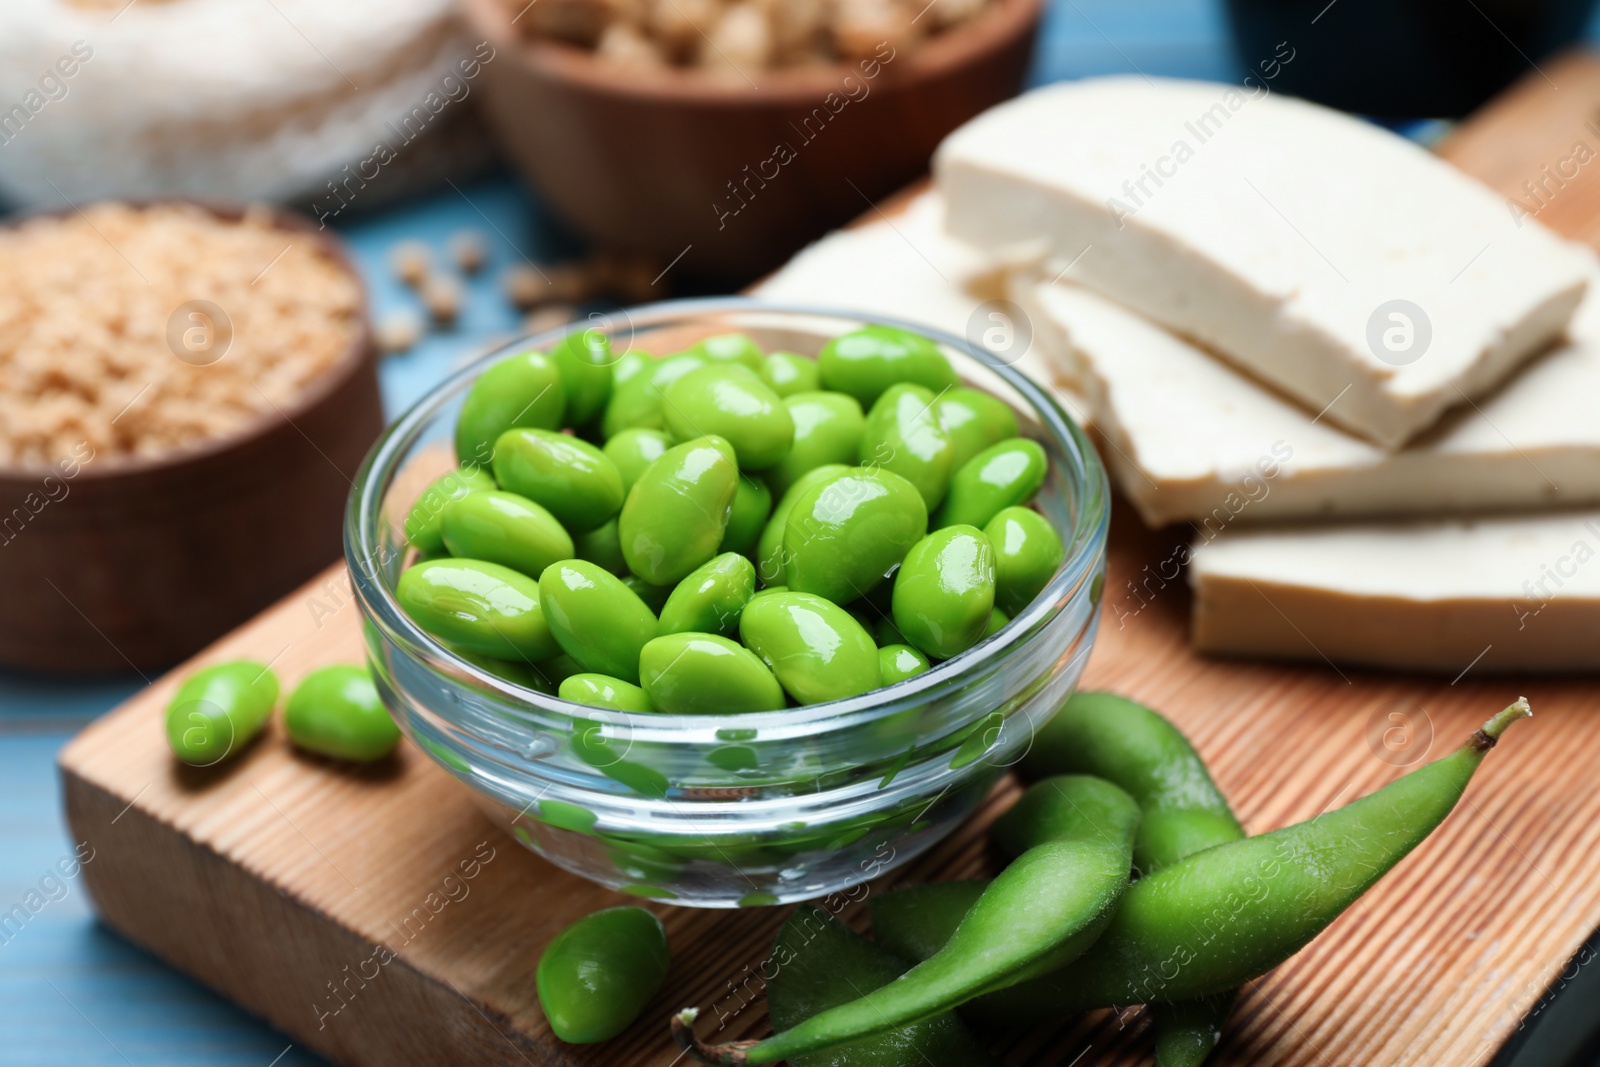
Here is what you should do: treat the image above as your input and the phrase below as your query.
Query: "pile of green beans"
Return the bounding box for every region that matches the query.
[395,326,1067,714]
[671,692,1532,1066]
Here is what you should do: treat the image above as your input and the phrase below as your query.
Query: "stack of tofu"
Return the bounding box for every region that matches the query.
[757,76,1600,674]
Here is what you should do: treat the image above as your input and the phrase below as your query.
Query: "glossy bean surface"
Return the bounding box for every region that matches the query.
[441,490,575,579]
[165,660,279,766]
[891,526,997,660]
[539,560,658,683]
[739,591,881,704]
[284,664,400,762]
[619,436,740,586]
[398,559,559,661]
[537,907,670,1044]
[492,428,625,533]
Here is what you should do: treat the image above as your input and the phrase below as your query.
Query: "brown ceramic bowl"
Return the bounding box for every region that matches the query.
[0,204,383,675]
[460,0,1043,284]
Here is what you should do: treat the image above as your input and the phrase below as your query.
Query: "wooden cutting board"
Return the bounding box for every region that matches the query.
[59,51,1600,1067]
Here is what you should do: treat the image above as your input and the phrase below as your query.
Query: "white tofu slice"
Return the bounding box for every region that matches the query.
[1187,512,1600,673]
[937,77,1592,450]
[1014,277,1600,528]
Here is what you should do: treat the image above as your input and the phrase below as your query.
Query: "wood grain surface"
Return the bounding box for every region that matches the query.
[58,50,1600,1067]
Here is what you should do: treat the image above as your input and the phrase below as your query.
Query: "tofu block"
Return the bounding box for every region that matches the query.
[1188,512,1600,673]
[937,77,1593,449]
[1015,276,1600,527]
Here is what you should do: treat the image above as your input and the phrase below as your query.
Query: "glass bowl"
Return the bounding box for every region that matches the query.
[346,298,1109,908]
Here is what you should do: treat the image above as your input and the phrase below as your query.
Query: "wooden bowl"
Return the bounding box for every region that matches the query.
[0,205,383,675]
[459,0,1043,284]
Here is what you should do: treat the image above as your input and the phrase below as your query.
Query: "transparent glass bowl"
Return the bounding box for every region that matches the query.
[346,299,1109,908]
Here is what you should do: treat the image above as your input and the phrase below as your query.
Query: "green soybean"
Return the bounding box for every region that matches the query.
[403,466,497,555]
[574,519,627,575]
[783,466,927,604]
[873,614,909,648]
[622,574,674,613]
[817,324,958,406]
[719,476,772,556]
[620,436,739,585]
[859,383,957,511]
[985,506,1064,616]
[602,351,708,438]
[165,660,279,766]
[612,349,654,391]
[492,428,625,533]
[640,633,786,713]
[537,907,670,1044]
[663,364,794,471]
[934,388,1019,469]
[755,463,849,587]
[933,438,1047,530]
[658,553,755,638]
[739,591,881,705]
[878,644,930,685]
[539,560,658,683]
[983,608,1009,638]
[454,351,566,466]
[891,526,996,660]
[760,351,820,397]
[548,328,616,427]
[691,331,766,370]
[441,491,575,579]
[451,646,555,693]
[398,559,559,661]
[766,391,866,498]
[284,664,400,762]
[604,427,673,492]
[560,673,655,713]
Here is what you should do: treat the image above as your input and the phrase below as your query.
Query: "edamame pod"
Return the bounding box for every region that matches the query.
[719,476,772,556]
[492,428,625,533]
[539,560,658,683]
[765,392,866,498]
[639,633,785,713]
[663,365,795,471]
[817,324,958,406]
[858,384,956,511]
[441,491,575,579]
[560,673,655,713]
[878,644,930,685]
[934,388,1019,469]
[165,660,279,766]
[759,352,819,397]
[620,436,739,586]
[548,328,616,427]
[537,907,670,1044]
[755,463,849,587]
[984,506,1065,616]
[739,591,881,705]
[933,438,1047,531]
[602,352,707,438]
[403,466,497,555]
[891,526,997,660]
[783,467,927,604]
[284,665,400,762]
[658,553,756,638]
[454,351,566,465]
[604,427,673,492]
[398,559,559,661]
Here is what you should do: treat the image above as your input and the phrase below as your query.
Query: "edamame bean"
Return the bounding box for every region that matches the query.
[284,664,400,762]
[455,351,566,465]
[548,328,615,427]
[817,324,958,406]
[492,428,625,533]
[612,349,654,391]
[639,633,785,713]
[403,466,497,555]
[783,467,927,604]
[873,615,909,648]
[739,591,880,704]
[398,559,559,661]
[984,506,1064,616]
[934,388,1019,469]
[933,438,1047,530]
[574,519,627,575]
[760,351,819,397]
[658,553,755,638]
[165,660,279,766]
[560,673,655,713]
[755,463,849,587]
[663,365,794,471]
[622,574,674,613]
[539,560,658,683]
[983,607,1008,638]
[602,352,707,438]
[766,391,866,498]
[441,491,575,579]
[537,907,670,1044]
[603,427,673,492]
[451,646,554,693]
[891,526,996,660]
[878,644,929,685]
[619,436,739,585]
[859,384,956,511]
[719,476,771,556]
[691,331,765,370]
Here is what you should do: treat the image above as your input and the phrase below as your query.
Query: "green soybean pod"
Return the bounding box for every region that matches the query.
[165,660,279,766]
[539,560,658,683]
[933,438,1048,531]
[783,466,927,604]
[755,463,849,588]
[573,519,627,576]
[662,364,794,471]
[984,506,1065,616]
[619,436,739,586]
[859,383,957,511]
[691,331,766,370]
[658,553,755,638]
[760,351,820,397]
[878,644,930,685]
[602,351,707,438]
[934,387,1019,469]
[817,324,958,407]
[398,559,559,661]
[284,664,400,762]
[548,327,616,427]
[537,907,670,1044]
[403,466,497,555]
[766,391,866,498]
[559,673,655,713]
[454,351,566,466]
[441,490,575,579]
[892,526,996,660]
[492,428,625,533]
[739,591,881,705]
[639,633,785,713]
[719,476,772,556]
[604,427,673,492]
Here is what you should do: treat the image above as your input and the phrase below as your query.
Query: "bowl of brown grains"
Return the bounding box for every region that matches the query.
[0,201,382,674]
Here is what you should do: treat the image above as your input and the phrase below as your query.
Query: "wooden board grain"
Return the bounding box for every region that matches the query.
[58,49,1600,1067]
